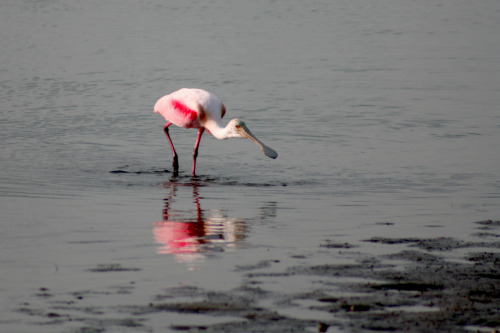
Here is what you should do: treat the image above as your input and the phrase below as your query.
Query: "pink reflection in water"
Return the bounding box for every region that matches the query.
[153,180,247,264]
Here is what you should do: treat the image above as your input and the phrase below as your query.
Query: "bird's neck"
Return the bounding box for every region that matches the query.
[204,120,233,140]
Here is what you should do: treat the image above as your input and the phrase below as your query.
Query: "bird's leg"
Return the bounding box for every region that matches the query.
[192,128,205,175]
[163,122,179,174]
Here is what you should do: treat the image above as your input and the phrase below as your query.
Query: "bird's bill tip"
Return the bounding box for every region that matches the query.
[263,146,278,159]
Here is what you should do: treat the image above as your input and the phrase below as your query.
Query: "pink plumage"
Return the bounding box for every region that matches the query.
[154,88,225,129]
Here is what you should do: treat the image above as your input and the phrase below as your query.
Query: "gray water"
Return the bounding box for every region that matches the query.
[1,0,499,331]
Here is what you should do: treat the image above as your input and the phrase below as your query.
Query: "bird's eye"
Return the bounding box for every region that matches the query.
[235,124,240,128]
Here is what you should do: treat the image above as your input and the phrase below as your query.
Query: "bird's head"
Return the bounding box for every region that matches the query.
[225,119,247,137]
[227,119,278,159]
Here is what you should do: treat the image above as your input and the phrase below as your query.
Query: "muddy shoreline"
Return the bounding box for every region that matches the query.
[10,220,500,332]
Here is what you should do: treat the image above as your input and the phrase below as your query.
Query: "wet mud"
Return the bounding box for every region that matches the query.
[11,220,500,332]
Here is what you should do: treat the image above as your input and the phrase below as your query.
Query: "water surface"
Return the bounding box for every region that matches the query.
[1,0,499,331]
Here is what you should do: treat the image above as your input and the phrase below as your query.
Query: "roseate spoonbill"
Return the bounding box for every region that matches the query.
[154,88,278,174]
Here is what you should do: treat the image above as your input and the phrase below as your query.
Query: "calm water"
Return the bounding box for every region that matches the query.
[1,0,499,331]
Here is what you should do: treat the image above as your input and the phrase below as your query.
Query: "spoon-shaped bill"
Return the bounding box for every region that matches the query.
[260,143,278,159]
[237,124,278,159]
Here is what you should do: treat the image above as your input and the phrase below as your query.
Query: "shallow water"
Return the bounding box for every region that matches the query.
[1,0,499,331]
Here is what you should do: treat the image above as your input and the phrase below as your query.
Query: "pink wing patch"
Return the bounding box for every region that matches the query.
[170,99,199,128]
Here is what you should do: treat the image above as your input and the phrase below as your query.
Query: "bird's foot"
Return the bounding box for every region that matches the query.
[172,156,179,173]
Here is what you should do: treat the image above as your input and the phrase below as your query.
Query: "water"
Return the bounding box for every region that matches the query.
[1,0,499,331]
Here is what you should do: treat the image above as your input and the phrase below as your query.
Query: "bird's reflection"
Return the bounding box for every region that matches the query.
[153,178,249,266]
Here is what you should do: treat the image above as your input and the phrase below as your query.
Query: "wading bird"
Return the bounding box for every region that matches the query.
[154,88,278,175]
